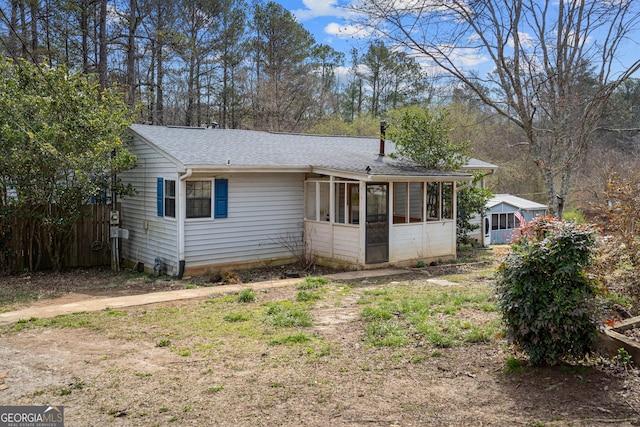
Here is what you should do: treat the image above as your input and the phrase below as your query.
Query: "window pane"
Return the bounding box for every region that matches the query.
[409,182,423,222]
[306,182,317,220]
[186,181,211,218]
[441,182,453,219]
[166,180,175,197]
[319,182,330,221]
[165,198,175,218]
[335,183,346,223]
[349,184,359,224]
[165,180,176,218]
[507,213,515,229]
[427,182,439,220]
[492,214,499,230]
[499,213,507,229]
[393,182,407,224]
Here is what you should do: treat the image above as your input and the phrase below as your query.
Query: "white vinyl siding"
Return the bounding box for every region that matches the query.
[119,138,179,274]
[183,173,304,268]
[305,222,332,258]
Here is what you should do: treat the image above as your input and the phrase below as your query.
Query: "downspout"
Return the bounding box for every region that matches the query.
[177,168,193,279]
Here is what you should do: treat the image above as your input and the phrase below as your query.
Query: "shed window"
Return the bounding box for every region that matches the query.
[492,213,515,230]
[186,181,212,218]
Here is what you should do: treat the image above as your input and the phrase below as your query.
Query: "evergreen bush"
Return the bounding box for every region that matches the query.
[496,216,599,366]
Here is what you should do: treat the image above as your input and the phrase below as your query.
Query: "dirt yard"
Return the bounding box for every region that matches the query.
[1,265,640,426]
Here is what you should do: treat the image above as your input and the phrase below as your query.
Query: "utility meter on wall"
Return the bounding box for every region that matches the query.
[110,210,120,225]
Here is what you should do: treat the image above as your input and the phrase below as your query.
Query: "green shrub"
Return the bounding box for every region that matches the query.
[297,276,328,290]
[265,302,313,327]
[237,288,255,303]
[223,312,251,322]
[495,216,599,366]
[296,291,320,302]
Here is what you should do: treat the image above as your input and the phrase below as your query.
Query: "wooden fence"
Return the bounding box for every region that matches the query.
[2,204,116,272]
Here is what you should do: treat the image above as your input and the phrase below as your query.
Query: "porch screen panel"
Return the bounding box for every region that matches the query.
[393,182,407,224]
[427,182,439,221]
[335,183,346,223]
[348,184,360,224]
[305,182,317,220]
[409,182,423,222]
[441,182,453,220]
[319,182,330,221]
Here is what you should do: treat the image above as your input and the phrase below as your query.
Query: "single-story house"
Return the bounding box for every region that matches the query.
[118,124,495,277]
[485,194,548,244]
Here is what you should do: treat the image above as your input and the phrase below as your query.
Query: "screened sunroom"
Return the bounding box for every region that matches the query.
[303,173,461,269]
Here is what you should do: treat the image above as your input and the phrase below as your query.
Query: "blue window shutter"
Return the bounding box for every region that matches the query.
[157,177,164,216]
[214,178,228,218]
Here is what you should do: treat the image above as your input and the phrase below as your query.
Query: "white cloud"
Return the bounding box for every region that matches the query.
[507,32,537,49]
[325,22,372,40]
[292,0,348,21]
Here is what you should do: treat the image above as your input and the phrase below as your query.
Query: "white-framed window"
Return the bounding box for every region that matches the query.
[157,177,228,219]
[492,213,515,230]
[186,181,212,218]
[165,180,176,218]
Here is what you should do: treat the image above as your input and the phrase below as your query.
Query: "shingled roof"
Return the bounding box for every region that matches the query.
[129,124,479,179]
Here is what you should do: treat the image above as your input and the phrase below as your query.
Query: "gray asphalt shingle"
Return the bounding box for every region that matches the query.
[129,124,474,178]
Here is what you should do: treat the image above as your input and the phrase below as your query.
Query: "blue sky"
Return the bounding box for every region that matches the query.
[272,0,367,58]
[271,0,640,83]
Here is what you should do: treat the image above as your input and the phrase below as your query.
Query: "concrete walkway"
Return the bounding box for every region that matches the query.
[0,268,407,326]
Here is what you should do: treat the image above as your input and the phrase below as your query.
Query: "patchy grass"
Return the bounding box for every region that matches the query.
[296,276,328,290]
[2,270,499,356]
[264,301,313,327]
[237,288,256,303]
[358,279,500,348]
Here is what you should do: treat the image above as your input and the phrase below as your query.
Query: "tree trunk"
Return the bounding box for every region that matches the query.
[19,1,28,58]
[156,43,164,125]
[80,0,89,74]
[98,0,107,91]
[154,2,164,125]
[29,0,38,62]
[127,0,137,109]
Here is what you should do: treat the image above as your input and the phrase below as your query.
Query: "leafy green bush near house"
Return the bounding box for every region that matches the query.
[496,216,599,366]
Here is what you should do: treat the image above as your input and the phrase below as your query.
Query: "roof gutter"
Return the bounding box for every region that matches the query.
[176,168,193,279]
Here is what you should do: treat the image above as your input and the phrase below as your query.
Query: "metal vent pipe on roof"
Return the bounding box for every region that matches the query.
[379,119,386,156]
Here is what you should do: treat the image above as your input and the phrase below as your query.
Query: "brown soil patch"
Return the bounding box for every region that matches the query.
[1,267,640,426]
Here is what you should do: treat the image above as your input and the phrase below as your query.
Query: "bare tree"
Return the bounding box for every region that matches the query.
[354,0,640,217]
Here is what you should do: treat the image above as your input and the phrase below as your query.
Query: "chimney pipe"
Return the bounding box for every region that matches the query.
[379,119,386,156]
